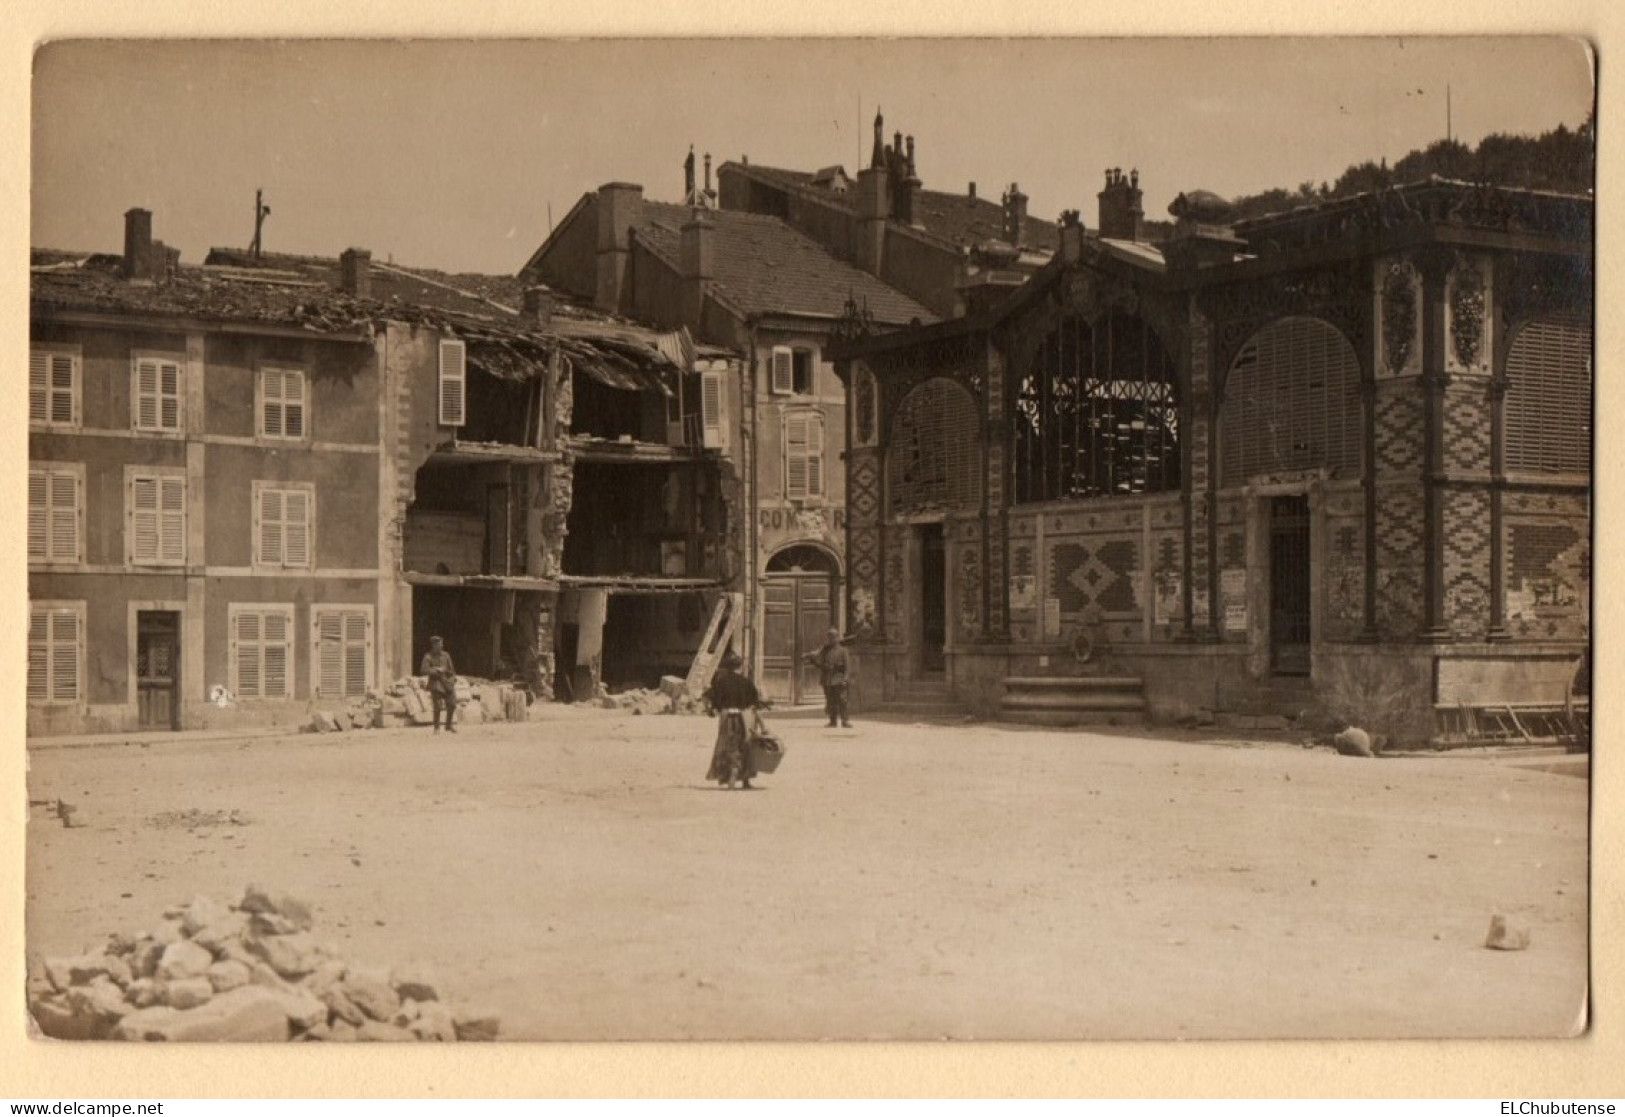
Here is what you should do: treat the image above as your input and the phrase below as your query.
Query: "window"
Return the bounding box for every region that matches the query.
[1221,316,1361,487]
[888,378,982,515]
[127,469,186,566]
[253,483,313,569]
[230,605,294,699]
[770,346,816,395]
[260,367,307,439]
[28,463,83,564]
[313,607,373,699]
[1506,317,1591,474]
[30,349,79,429]
[439,337,466,426]
[784,411,825,500]
[28,602,85,705]
[132,354,184,433]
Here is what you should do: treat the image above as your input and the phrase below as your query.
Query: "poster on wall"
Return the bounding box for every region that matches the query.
[1225,603,1248,633]
[1153,572,1182,623]
[1010,574,1036,612]
[1044,597,1062,637]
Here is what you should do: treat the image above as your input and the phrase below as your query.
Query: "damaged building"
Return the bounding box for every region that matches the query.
[521,145,935,704]
[832,175,1591,745]
[27,208,741,736]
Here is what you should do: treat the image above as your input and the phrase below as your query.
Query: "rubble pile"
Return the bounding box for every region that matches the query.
[27,885,501,1042]
[306,676,533,734]
[587,675,703,717]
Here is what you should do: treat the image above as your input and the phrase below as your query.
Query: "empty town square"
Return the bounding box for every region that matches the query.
[25,707,1587,1041]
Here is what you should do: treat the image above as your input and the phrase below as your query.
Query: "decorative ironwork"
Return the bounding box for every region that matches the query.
[1451,258,1487,369]
[1206,262,1370,391]
[831,292,876,346]
[1381,260,1419,375]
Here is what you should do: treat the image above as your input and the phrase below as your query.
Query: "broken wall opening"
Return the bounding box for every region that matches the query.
[571,370,670,441]
[563,461,724,579]
[554,589,712,698]
[412,586,555,695]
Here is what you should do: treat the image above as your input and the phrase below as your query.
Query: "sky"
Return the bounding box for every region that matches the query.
[31,37,1596,281]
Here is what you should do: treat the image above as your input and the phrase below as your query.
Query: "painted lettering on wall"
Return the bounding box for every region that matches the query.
[758,508,845,533]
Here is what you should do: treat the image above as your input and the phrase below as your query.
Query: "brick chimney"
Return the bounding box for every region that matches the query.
[340,248,372,298]
[679,208,714,328]
[896,135,921,226]
[122,208,154,279]
[854,108,890,275]
[1002,184,1028,248]
[595,182,644,313]
[522,286,554,328]
[1097,167,1145,241]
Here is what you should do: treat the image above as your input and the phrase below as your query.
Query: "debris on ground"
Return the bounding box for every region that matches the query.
[300,677,539,735]
[1333,727,1376,758]
[1485,913,1532,951]
[27,885,501,1042]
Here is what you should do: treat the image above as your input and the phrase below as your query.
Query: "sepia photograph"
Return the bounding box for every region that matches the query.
[21,34,1596,1052]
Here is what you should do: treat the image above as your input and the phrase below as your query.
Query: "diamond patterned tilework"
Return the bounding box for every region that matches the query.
[883,524,907,644]
[1376,386,1424,475]
[1444,386,1492,473]
[1376,483,1425,638]
[1048,537,1140,615]
[1442,489,1492,638]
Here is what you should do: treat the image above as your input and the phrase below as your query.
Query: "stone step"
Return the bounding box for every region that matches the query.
[1001,691,1148,713]
[1005,676,1145,692]
[1001,708,1148,728]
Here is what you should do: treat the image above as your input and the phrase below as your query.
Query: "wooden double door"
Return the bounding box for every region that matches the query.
[760,575,833,705]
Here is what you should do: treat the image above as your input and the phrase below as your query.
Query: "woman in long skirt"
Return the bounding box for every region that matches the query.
[704,652,761,790]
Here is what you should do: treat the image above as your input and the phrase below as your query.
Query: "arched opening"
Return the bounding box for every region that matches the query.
[1505,315,1591,474]
[887,377,981,517]
[1221,315,1362,487]
[1011,312,1180,503]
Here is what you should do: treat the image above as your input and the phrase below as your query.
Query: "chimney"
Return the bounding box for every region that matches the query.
[679,208,714,328]
[855,110,891,275]
[122,207,154,279]
[704,152,714,202]
[340,248,372,298]
[968,181,977,202]
[1059,209,1086,264]
[594,182,644,313]
[1002,184,1028,248]
[684,146,696,200]
[522,286,554,328]
[1097,166,1145,241]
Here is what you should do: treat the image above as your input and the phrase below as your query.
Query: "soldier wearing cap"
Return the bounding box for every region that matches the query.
[804,628,852,729]
[420,635,458,734]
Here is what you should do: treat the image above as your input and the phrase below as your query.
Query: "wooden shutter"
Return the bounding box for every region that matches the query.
[263,370,285,436]
[29,352,48,424]
[131,475,160,563]
[259,489,284,566]
[50,354,76,425]
[49,470,79,562]
[770,346,793,394]
[28,469,46,560]
[27,609,48,703]
[317,612,343,697]
[806,413,825,497]
[285,372,306,438]
[700,370,724,449]
[344,612,369,696]
[1506,319,1591,473]
[160,362,180,430]
[439,338,467,427]
[135,358,160,430]
[234,611,261,697]
[785,413,810,499]
[159,476,186,563]
[284,490,311,567]
[264,610,290,698]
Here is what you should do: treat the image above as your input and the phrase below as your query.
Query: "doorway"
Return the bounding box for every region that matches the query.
[760,544,838,705]
[136,611,179,730]
[919,523,946,674]
[1268,495,1311,676]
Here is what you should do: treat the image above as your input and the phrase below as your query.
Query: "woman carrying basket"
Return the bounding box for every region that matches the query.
[704,651,765,790]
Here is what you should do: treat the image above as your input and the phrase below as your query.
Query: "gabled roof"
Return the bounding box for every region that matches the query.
[635,202,936,325]
[721,160,1060,255]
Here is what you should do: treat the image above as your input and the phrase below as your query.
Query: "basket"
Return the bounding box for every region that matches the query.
[749,730,785,774]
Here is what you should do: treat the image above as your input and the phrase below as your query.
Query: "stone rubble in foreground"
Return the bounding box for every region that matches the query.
[27,884,501,1042]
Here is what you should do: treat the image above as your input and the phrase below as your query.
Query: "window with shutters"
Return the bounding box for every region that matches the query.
[1221,315,1362,487]
[889,378,982,515]
[127,469,186,566]
[230,604,294,699]
[259,367,308,440]
[30,348,80,430]
[132,353,184,433]
[784,410,825,501]
[769,346,794,395]
[28,601,85,705]
[439,337,467,426]
[1505,316,1592,474]
[27,462,84,565]
[312,607,373,699]
[253,482,314,569]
